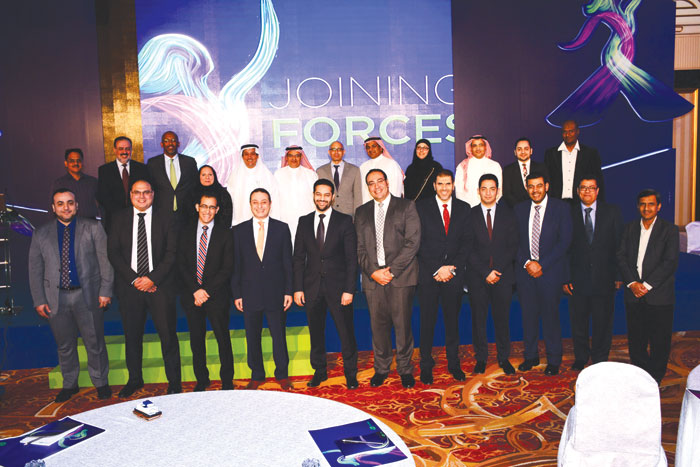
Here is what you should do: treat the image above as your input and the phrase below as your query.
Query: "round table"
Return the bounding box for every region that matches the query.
[45,390,415,466]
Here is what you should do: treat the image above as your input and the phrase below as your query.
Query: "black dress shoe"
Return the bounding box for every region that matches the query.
[245,380,264,390]
[499,360,516,375]
[346,375,359,390]
[571,360,586,371]
[400,374,415,388]
[118,380,144,398]
[518,358,540,372]
[473,361,487,374]
[193,380,210,392]
[55,387,79,403]
[278,378,294,390]
[221,381,234,390]
[370,372,388,387]
[307,371,328,387]
[167,383,182,394]
[544,364,559,376]
[96,385,112,400]
[450,368,466,381]
[420,371,433,385]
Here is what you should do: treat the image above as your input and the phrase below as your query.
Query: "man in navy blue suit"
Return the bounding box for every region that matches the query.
[514,172,572,375]
[232,188,293,390]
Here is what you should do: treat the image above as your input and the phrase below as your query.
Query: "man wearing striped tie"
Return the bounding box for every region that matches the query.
[177,191,235,391]
[514,172,572,376]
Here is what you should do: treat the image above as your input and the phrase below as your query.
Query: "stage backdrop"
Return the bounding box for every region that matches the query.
[452,0,692,220]
[135,0,455,181]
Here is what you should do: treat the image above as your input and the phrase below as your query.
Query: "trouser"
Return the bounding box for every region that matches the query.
[417,279,462,372]
[467,279,513,362]
[569,292,615,363]
[625,301,674,383]
[244,307,289,381]
[184,298,234,383]
[306,293,358,376]
[516,274,563,365]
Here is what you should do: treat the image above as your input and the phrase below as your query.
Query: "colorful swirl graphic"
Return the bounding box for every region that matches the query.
[547,0,693,127]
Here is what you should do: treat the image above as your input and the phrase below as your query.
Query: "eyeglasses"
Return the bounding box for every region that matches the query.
[416,146,430,151]
[578,186,598,192]
[367,178,386,187]
[162,139,178,143]
[329,148,344,152]
[198,204,218,211]
[132,190,153,196]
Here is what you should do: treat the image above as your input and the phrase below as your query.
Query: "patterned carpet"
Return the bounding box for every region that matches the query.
[1,332,698,466]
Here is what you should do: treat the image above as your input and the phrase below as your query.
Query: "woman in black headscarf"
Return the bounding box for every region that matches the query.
[186,165,234,228]
[403,139,443,201]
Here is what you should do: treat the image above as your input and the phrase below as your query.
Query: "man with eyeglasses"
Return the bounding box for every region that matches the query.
[563,176,622,372]
[107,179,182,397]
[355,169,421,388]
[317,141,363,218]
[177,191,235,391]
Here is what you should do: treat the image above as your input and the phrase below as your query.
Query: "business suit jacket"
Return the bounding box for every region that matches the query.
[106,208,178,296]
[544,143,605,202]
[616,217,679,306]
[177,221,234,308]
[416,196,471,285]
[29,218,114,312]
[317,162,363,217]
[97,160,150,232]
[231,218,293,311]
[515,196,573,283]
[568,201,623,296]
[147,154,198,215]
[502,160,549,208]
[355,196,420,289]
[466,202,518,287]
[293,210,357,304]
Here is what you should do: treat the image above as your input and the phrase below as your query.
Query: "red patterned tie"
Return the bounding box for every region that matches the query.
[196,225,208,285]
[442,204,450,235]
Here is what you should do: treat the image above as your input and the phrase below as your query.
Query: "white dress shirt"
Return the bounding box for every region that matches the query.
[436,195,452,228]
[480,203,497,225]
[558,141,580,199]
[580,200,597,231]
[520,159,531,187]
[527,195,549,262]
[117,160,130,179]
[633,217,657,291]
[314,209,332,244]
[252,216,270,251]
[374,196,391,265]
[130,206,154,274]
[196,219,214,259]
[163,154,181,184]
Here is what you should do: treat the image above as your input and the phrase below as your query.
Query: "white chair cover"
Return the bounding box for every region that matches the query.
[675,364,700,467]
[685,221,700,253]
[558,361,667,467]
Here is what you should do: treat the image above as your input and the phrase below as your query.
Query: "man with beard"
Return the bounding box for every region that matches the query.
[502,138,549,207]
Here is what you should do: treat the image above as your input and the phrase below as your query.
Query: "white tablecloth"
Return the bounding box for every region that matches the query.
[45,391,415,467]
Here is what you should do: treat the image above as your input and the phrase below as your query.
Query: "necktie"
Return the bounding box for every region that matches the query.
[137,213,149,276]
[169,158,178,211]
[196,225,208,285]
[256,221,265,260]
[531,205,541,261]
[522,163,528,186]
[60,225,71,288]
[442,203,450,235]
[376,202,385,265]
[487,208,493,268]
[584,207,594,244]
[317,213,326,251]
[122,163,130,204]
[333,165,340,190]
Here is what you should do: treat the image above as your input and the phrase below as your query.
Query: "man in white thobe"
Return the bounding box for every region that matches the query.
[455,135,502,207]
[359,136,404,204]
[226,144,280,225]
[274,145,317,240]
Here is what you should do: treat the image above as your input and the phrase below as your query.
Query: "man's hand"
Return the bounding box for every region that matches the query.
[294,291,305,307]
[193,289,210,307]
[629,282,649,298]
[563,283,574,296]
[341,292,354,306]
[283,295,293,311]
[35,304,51,319]
[485,270,502,285]
[234,298,244,312]
[434,265,455,283]
[615,281,623,290]
[134,276,155,292]
[526,261,543,278]
[371,267,393,286]
[98,296,111,308]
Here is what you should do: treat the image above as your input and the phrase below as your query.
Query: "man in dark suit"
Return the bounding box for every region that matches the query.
[146,131,198,224]
[355,168,421,388]
[29,189,114,402]
[293,179,359,389]
[232,188,293,390]
[617,189,679,384]
[544,120,604,203]
[515,172,572,375]
[467,174,519,375]
[107,179,181,397]
[316,141,363,218]
[97,136,150,233]
[503,137,548,207]
[416,169,471,384]
[564,176,623,371]
[177,190,234,391]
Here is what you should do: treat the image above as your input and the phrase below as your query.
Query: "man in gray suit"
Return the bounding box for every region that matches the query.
[355,168,421,388]
[317,141,363,217]
[29,189,114,402]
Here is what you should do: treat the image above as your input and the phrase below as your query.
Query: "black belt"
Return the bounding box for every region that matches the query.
[59,285,82,291]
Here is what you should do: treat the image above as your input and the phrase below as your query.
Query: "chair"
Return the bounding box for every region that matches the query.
[675,364,700,467]
[558,361,667,466]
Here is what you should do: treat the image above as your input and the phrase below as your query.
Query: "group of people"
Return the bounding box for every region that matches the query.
[29,121,679,404]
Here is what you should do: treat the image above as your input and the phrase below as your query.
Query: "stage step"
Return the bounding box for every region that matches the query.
[48,326,313,388]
